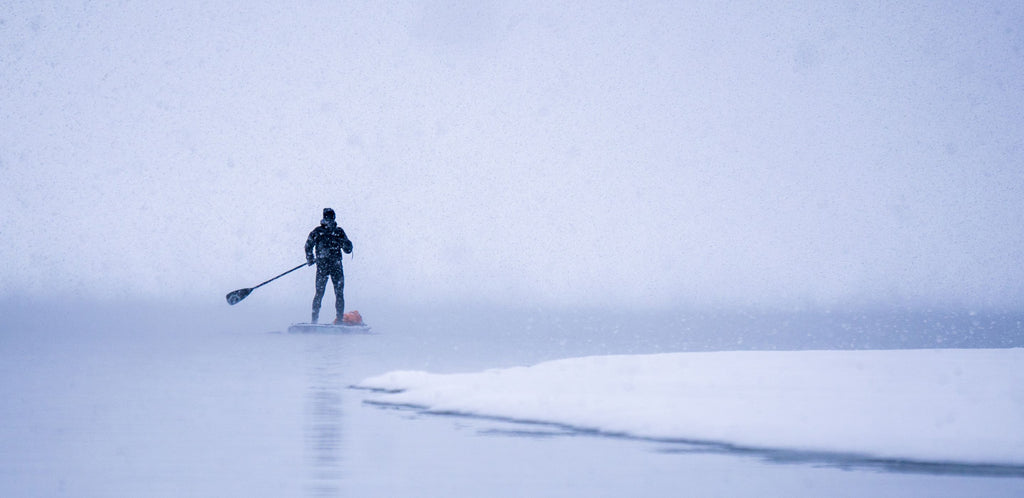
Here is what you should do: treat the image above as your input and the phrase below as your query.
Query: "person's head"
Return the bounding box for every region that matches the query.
[321,208,336,225]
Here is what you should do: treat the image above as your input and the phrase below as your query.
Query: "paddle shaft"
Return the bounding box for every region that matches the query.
[250,262,308,291]
[226,262,309,305]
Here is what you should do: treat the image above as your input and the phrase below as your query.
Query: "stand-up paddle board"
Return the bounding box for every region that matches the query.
[287,322,372,334]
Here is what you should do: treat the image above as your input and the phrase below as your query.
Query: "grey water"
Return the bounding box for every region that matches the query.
[1,300,1023,497]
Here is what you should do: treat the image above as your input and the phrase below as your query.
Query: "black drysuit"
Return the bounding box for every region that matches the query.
[305,221,353,322]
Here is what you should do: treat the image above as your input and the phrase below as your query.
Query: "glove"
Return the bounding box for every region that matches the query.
[306,257,315,266]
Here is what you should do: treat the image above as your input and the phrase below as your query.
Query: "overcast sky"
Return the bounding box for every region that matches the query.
[1,1,1022,310]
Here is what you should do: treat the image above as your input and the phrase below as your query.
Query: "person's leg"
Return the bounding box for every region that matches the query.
[331,265,345,321]
[312,264,328,323]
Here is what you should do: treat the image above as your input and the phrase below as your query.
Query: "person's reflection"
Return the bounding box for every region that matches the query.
[306,340,344,497]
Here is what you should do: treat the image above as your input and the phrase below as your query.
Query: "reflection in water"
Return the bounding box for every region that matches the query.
[363,402,1024,479]
[656,444,1024,478]
[306,338,345,497]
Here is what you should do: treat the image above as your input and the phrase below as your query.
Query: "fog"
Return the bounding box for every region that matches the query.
[2,1,1022,310]
[3,6,1024,495]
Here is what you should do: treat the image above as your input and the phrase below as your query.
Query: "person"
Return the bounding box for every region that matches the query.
[305,208,353,324]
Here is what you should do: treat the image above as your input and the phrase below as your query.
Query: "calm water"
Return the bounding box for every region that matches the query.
[1,300,1023,497]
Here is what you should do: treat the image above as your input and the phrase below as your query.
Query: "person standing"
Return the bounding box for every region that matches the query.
[305,208,353,324]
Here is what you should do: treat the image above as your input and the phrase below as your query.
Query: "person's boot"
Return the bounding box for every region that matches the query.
[311,311,319,324]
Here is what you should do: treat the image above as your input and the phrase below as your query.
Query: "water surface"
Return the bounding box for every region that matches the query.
[1,301,1022,496]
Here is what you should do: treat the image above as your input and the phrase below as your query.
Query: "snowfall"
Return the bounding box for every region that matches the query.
[359,348,1024,467]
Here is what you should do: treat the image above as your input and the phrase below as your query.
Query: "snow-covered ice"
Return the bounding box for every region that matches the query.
[358,348,1024,466]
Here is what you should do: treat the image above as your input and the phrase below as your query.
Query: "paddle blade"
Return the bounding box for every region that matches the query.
[225,288,252,305]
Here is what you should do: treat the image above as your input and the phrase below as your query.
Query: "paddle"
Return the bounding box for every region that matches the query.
[226,262,309,305]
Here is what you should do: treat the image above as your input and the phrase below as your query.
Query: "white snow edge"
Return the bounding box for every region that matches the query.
[357,349,1024,466]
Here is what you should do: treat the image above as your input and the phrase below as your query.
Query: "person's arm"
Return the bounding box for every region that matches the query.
[305,229,317,265]
[340,228,353,254]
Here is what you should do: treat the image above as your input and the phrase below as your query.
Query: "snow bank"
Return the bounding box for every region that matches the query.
[357,349,1024,465]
